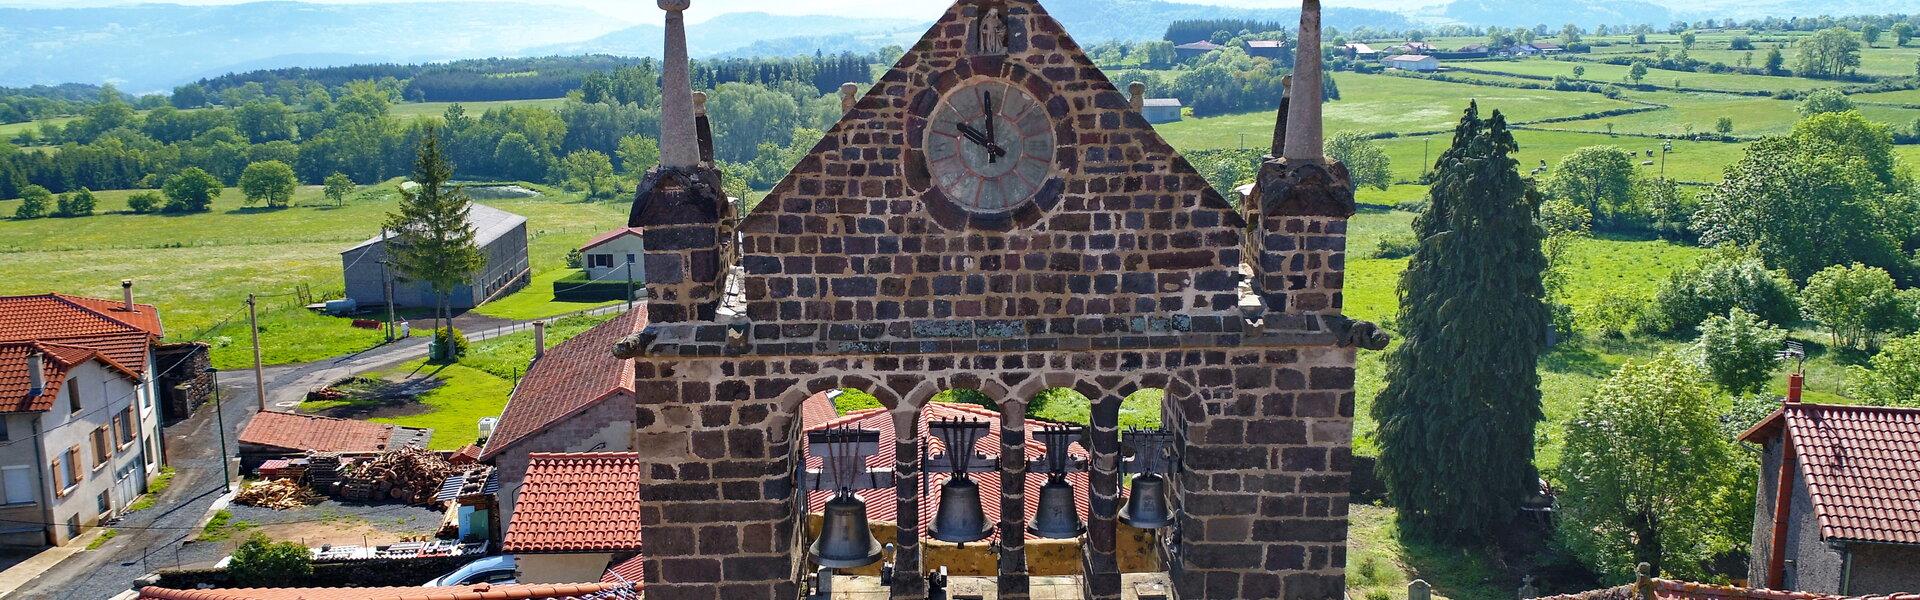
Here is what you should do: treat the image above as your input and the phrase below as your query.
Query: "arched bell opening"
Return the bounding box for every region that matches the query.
[790,384,914,598]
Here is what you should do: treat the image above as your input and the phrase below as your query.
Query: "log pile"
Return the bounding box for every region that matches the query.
[341,446,455,506]
[235,478,324,509]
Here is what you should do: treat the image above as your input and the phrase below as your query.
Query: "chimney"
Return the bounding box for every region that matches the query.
[839,82,859,113]
[694,91,715,165]
[121,279,136,312]
[26,351,45,396]
[533,321,547,360]
[1282,0,1325,162]
[1128,81,1145,111]
[1787,373,1803,403]
[658,0,699,169]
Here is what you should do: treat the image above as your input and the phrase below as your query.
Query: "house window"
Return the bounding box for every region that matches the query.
[0,415,9,442]
[117,408,136,446]
[626,253,636,264]
[588,254,613,269]
[65,447,81,487]
[50,457,66,497]
[67,379,82,415]
[91,427,110,469]
[97,491,109,515]
[65,515,79,539]
[2,466,31,505]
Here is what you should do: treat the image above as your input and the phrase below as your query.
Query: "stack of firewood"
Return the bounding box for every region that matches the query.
[344,446,455,506]
[235,478,324,509]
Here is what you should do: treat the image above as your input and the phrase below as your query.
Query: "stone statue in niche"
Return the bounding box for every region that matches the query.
[978,7,1008,55]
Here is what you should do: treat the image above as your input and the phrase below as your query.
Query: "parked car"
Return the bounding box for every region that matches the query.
[424,555,518,586]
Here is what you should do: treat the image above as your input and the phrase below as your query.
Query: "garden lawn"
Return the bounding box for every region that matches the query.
[303,359,514,451]
[471,269,621,320]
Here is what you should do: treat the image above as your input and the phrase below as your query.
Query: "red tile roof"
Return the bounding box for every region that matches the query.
[0,341,139,413]
[238,411,401,454]
[1741,402,1920,545]
[579,228,645,252]
[803,402,1117,542]
[1538,578,1920,600]
[451,444,484,465]
[800,391,838,429]
[481,309,647,461]
[136,582,639,600]
[602,555,644,584]
[504,452,643,553]
[0,293,163,374]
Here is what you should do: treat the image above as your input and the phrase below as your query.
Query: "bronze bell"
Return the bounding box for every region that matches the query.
[1027,474,1086,539]
[928,475,995,543]
[1118,473,1174,529]
[811,491,884,568]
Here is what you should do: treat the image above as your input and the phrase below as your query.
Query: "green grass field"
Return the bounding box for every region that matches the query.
[0,116,77,140]
[388,98,571,119]
[0,182,630,369]
[1153,72,1638,149]
[1457,57,1832,93]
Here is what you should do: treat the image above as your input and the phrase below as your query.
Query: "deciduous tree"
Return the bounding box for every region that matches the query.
[1558,352,1742,581]
[55,187,95,217]
[1796,88,1856,117]
[1794,27,1862,78]
[1801,263,1909,349]
[1693,308,1787,394]
[13,184,51,219]
[228,533,312,587]
[322,173,355,207]
[1324,130,1392,191]
[1692,136,1903,281]
[162,167,221,213]
[1374,103,1550,543]
[1644,248,1800,334]
[1849,333,1920,407]
[1546,146,1640,231]
[238,160,297,208]
[556,149,618,200]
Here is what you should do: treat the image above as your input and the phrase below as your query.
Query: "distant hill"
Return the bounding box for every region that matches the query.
[1438,0,1674,28]
[0,2,634,92]
[561,0,1418,60]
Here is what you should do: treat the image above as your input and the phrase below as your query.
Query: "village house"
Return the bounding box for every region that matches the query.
[1740,383,1920,595]
[341,203,532,310]
[578,227,647,285]
[1382,54,1440,72]
[1172,40,1224,61]
[1341,42,1381,59]
[1241,39,1288,59]
[502,452,642,584]
[0,291,169,546]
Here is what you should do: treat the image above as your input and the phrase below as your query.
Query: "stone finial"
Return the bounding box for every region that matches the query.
[1408,580,1433,600]
[692,91,708,116]
[1271,75,1293,157]
[840,82,859,113]
[1282,0,1325,162]
[1519,574,1539,600]
[658,0,699,168]
[1128,81,1145,111]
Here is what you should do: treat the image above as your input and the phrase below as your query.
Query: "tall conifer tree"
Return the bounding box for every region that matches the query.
[384,124,485,333]
[1373,103,1549,542]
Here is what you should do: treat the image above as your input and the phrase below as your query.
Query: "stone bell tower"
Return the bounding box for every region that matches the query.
[630,0,731,323]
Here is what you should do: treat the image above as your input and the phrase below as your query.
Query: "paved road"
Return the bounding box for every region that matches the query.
[7,306,621,600]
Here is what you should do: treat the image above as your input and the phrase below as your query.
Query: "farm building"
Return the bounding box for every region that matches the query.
[578,227,646,283]
[1140,98,1183,123]
[1172,40,1223,61]
[340,203,531,311]
[1528,41,1563,54]
[1740,392,1920,595]
[1340,42,1380,59]
[1382,54,1439,71]
[236,411,431,471]
[1241,39,1288,58]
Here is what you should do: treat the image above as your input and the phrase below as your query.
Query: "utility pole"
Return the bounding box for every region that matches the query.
[380,228,397,343]
[205,367,231,494]
[625,262,636,311]
[1423,138,1431,170]
[246,294,265,412]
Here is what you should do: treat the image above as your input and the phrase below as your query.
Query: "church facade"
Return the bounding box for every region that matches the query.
[614,0,1376,598]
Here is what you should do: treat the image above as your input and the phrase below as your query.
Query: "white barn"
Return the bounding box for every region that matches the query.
[1141,99,1183,124]
[1381,54,1439,72]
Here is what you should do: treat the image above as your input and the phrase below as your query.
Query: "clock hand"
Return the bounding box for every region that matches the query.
[953,122,1008,159]
[983,91,998,163]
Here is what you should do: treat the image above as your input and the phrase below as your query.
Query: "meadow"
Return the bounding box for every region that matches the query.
[0,181,631,368]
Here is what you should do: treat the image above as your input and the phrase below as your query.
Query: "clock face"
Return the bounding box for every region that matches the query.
[924,79,1056,215]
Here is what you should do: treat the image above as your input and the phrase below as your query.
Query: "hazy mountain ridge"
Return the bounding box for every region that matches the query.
[1438,0,1674,28]
[0,1,634,91]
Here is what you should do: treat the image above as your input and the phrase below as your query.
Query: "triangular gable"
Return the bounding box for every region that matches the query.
[737,0,1246,323]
